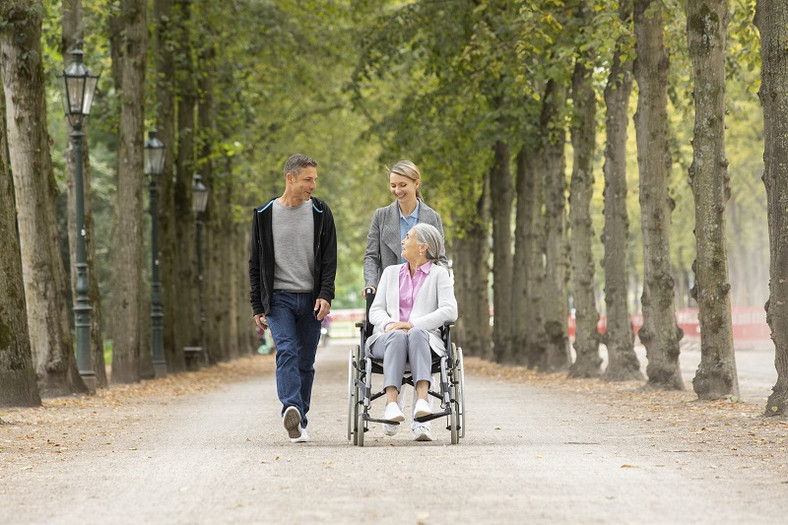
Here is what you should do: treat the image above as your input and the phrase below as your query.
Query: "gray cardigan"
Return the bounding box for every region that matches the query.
[363,200,447,288]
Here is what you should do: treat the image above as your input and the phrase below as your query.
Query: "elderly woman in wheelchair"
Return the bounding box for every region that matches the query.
[365,223,458,432]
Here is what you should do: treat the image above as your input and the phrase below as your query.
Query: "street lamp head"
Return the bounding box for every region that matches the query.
[144,130,166,177]
[192,174,209,215]
[58,44,100,129]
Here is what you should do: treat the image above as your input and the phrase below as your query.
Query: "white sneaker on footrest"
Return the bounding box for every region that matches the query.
[413,399,432,419]
[383,402,406,422]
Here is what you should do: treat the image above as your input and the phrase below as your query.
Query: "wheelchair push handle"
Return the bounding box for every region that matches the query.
[364,287,375,310]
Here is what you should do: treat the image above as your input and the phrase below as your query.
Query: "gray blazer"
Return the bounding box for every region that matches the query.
[363,200,447,288]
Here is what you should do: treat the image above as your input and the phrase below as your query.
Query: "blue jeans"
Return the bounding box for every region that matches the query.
[266,292,322,428]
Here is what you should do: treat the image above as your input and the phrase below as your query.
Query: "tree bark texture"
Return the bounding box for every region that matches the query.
[601,0,642,382]
[173,0,201,359]
[513,145,546,368]
[687,0,738,400]
[109,0,147,384]
[62,0,107,388]
[0,81,41,408]
[211,173,239,361]
[0,1,87,397]
[197,43,221,363]
[542,80,571,372]
[568,14,602,378]
[154,0,183,372]
[452,179,492,359]
[755,1,788,416]
[633,0,684,390]
[491,140,513,363]
[238,223,255,355]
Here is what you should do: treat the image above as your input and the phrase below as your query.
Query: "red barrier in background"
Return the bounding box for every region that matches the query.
[568,307,770,342]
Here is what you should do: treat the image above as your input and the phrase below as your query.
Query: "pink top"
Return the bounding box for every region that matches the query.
[398,261,432,322]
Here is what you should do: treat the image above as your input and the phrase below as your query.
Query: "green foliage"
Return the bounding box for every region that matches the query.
[31,0,770,318]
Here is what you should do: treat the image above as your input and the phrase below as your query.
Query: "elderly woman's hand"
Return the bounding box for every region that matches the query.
[384,321,412,332]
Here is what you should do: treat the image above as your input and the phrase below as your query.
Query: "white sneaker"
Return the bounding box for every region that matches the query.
[283,406,302,439]
[290,426,310,443]
[413,399,432,419]
[382,423,400,436]
[412,424,434,442]
[383,401,406,422]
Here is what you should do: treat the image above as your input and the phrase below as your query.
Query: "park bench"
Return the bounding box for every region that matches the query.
[183,346,206,371]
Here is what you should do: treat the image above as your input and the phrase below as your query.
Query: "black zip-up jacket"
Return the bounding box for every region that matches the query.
[249,197,337,316]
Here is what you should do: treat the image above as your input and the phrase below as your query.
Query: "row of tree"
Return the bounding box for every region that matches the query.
[1,1,787,417]
[348,0,786,415]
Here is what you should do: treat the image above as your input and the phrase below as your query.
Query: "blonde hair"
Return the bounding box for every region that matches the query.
[388,160,423,202]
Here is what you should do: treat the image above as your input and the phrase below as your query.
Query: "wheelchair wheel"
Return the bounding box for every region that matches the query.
[456,346,466,439]
[449,396,459,444]
[448,343,460,444]
[347,347,356,441]
[356,393,365,447]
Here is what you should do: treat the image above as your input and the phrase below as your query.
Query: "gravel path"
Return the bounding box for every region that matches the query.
[1,339,786,524]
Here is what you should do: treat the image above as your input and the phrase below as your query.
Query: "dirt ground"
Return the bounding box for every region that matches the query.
[1,340,787,524]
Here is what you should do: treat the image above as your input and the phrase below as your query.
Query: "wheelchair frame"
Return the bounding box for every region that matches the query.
[347,290,465,446]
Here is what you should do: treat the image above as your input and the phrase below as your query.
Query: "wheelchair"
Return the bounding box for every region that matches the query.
[347,288,465,446]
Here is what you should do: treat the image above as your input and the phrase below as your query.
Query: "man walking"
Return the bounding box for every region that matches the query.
[249,153,337,443]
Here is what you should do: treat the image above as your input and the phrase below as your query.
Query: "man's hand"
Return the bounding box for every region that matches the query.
[384,321,412,332]
[254,313,267,331]
[362,286,376,298]
[314,298,331,321]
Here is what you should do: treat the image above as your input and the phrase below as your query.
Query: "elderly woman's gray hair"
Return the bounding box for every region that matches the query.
[411,223,444,265]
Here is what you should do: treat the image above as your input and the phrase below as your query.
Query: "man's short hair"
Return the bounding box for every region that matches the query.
[284,154,317,177]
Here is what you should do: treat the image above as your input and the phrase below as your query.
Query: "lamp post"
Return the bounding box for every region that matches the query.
[144,131,167,377]
[58,45,99,392]
[192,174,209,344]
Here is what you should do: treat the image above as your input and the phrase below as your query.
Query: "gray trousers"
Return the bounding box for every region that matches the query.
[369,328,433,392]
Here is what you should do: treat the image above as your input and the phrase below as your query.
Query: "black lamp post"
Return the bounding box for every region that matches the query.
[192,174,209,336]
[58,45,99,392]
[145,131,167,377]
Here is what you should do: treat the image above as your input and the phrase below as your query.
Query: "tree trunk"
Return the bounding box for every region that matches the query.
[0,81,41,408]
[633,0,684,390]
[452,178,491,359]
[109,0,147,384]
[687,0,738,400]
[152,0,182,372]
[197,41,220,363]
[513,145,546,368]
[525,151,549,370]
[568,9,602,378]
[173,0,201,360]
[755,1,788,416]
[542,80,571,372]
[0,1,87,397]
[62,0,107,388]
[601,0,642,382]
[491,140,513,363]
[238,222,254,355]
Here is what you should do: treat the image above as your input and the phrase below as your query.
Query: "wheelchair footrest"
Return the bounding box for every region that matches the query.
[413,409,450,424]
[363,415,402,425]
